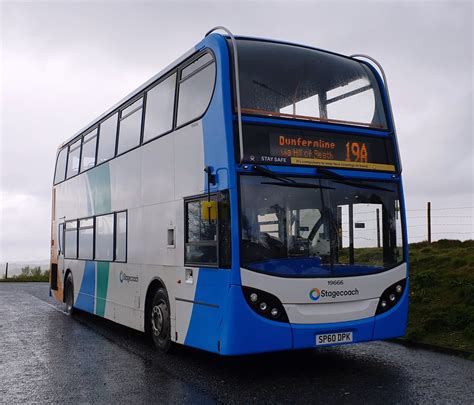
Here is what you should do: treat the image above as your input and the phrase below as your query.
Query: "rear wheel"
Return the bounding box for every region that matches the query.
[65,273,74,315]
[149,288,173,353]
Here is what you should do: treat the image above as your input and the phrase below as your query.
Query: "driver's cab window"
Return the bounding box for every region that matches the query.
[185,197,217,266]
[184,192,231,268]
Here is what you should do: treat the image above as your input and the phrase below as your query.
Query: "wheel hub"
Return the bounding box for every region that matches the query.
[151,305,164,336]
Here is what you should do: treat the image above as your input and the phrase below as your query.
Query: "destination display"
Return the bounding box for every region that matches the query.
[241,124,396,172]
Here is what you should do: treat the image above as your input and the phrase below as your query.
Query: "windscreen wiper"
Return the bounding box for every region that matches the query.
[252,165,295,184]
[261,181,334,190]
[317,167,393,192]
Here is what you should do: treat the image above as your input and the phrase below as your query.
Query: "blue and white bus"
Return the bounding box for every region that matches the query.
[50,27,408,355]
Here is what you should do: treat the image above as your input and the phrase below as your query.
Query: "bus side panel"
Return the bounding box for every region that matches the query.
[219,285,293,355]
[74,260,96,313]
[182,268,231,353]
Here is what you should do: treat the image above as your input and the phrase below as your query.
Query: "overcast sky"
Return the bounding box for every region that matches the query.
[1,0,473,262]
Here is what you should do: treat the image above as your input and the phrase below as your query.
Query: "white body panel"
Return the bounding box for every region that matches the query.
[241,263,406,323]
[54,121,206,339]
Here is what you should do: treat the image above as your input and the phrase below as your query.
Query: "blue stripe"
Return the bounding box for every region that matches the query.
[75,261,96,313]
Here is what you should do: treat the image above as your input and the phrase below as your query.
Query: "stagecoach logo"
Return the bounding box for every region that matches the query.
[309,288,321,301]
[310,287,360,301]
[120,271,139,283]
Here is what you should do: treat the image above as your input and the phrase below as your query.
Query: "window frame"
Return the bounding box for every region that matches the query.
[58,222,65,256]
[96,112,119,165]
[175,49,217,130]
[114,210,128,263]
[80,127,99,173]
[53,147,68,185]
[184,193,220,268]
[61,211,127,263]
[142,70,178,145]
[94,212,115,262]
[116,97,144,158]
[66,138,83,180]
[77,216,95,260]
[64,219,79,259]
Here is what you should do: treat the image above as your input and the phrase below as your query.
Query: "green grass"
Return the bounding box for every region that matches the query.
[407,239,474,353]
[0,274,49,282]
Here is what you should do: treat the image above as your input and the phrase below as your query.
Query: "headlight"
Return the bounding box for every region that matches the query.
[242,286,289,323]
[376,279,407,315]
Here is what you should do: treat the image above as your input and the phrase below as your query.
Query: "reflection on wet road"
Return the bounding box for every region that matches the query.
[1,283,473,404]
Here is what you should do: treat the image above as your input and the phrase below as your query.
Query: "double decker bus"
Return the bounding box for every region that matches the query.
[50,27,408,355]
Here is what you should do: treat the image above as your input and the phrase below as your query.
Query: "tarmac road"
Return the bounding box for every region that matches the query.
[1,283,473,404]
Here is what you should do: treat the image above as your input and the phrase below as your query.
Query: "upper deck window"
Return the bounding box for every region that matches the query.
[176,52,216,127]
[97,113,118,164]
[81,129,98,172]
[66,139,82,179]
[117,98,143,155]
[143,73,176,142]
[233,39,387,129]
[54,147,67,184]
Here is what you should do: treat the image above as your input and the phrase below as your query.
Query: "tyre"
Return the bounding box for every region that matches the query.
[65,273,75,315]
[149,288,173,353]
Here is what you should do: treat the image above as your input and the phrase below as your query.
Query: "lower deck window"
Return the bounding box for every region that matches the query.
[65,220,78,259]
[62,211,127,262]
[95,214,114,261]
[78,218,94,260]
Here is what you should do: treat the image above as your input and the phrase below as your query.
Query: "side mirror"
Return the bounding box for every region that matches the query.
[201,201,217,221]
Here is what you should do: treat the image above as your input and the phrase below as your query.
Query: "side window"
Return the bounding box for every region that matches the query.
[176,52,216,127]
[66,139,81,179]
[81,129,98,172]
[143,73,176,142]
[65,220,78,259]
[54,148,68,184]
[78,218,94,260]
[58,223,64,255]
[185,197,217,266]
[95,214,114,261]
[115,211,127,262]
[97,113,118,164]
[117,98,143,155]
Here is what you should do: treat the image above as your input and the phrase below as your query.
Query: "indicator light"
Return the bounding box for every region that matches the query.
[381,300,387,308]
[271,308,279,317]
[250,293,258,303]
[396,285,403,294]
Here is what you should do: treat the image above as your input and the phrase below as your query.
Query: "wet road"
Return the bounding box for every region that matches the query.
[0,283,473,404]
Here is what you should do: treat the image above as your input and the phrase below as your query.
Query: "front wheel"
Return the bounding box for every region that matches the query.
[65,273,74,315]
[149,288,174,353]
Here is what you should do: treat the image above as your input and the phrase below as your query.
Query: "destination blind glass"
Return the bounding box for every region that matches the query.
[241,124,396,172]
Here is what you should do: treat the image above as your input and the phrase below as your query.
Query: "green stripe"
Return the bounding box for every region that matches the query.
[87,163,112,214]
[87,163,112,316]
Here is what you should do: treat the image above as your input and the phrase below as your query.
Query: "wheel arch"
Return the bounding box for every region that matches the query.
[63,268,73,303]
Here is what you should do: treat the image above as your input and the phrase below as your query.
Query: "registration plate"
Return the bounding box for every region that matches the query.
[316,331,353,346]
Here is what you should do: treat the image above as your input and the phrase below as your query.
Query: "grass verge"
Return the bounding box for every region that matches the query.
[406,239,474,353]
[0,275,49,282]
